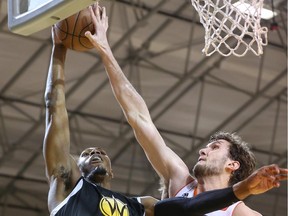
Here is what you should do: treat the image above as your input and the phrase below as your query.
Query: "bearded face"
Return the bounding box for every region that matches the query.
[192,154,228,178]
[192,140,231,179]
[78,147,113,183]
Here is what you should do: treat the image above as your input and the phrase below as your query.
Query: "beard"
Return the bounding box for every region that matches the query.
[192,157,227,179]
[86,166,108,183]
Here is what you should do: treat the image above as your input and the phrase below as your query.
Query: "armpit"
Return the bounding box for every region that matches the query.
[52,165,73,191]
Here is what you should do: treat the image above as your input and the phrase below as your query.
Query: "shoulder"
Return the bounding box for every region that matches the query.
[233,202,262,216]
[173,177,196,197]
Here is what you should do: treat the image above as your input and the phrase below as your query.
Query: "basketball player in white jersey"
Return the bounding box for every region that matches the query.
[84,3,288,216]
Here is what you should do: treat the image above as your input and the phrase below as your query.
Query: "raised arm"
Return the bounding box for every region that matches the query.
[85,3,193,197]
[154,164,288,216]
[43,28,80,211]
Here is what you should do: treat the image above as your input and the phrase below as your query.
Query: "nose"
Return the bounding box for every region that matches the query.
[90,149,101,155]
[199,148,207,156]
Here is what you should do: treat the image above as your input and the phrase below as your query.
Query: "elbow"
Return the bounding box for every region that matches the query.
[44,89,57,109]
[44,88,65,109]
[125,111,144,128]
[125,112,137,127]
[44,90,52,108]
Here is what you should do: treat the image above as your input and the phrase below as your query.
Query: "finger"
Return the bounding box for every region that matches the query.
[264,164,280,175]
[257,169,279,183]
[93,1,99,11]
[102,6,106,19]
[89,6,97,27]
[52,25,58,34]
[84,31,93,41]
[95,4,101,21]
[270,179,280,188]
[279,168,288,175]
[106,16,109,30]
[91,2,97,10]
[276,173,288,181]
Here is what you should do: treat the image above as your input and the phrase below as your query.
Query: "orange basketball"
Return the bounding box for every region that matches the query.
[55,7,95,52]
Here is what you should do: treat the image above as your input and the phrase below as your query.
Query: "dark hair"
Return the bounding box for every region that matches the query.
[209,131,256,186]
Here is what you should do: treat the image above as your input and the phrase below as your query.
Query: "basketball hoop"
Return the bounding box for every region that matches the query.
[191,0,268,57]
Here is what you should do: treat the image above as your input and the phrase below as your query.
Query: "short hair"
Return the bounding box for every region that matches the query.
[209,131,256,185]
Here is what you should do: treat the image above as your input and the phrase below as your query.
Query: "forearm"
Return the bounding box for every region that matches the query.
[98,42,149,122]
[45,44,67,110]
[52,43,67,65]
[154,187,239,216]
[232,179,251,200]
[48,44,67,87]
[99,45,128,92]
[86,3,149,122]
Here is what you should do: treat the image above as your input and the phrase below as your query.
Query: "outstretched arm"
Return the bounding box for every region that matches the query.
[155,187,238,216]
[44,28,69,180]
[154,164,288,216]
[85,3,193,196]
[43,28,80,211]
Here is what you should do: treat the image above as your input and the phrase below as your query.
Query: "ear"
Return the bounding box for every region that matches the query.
[109,169,114,179]
[226,160,240,172]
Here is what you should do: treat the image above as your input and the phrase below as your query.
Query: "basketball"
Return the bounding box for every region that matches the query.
[54,7,95,52]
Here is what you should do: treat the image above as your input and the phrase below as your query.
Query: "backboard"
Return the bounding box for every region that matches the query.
[8,0,97,36]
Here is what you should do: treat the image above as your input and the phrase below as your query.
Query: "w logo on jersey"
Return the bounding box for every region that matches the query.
[99,196,129,216]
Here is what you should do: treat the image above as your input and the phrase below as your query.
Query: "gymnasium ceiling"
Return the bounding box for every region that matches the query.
[0,0,287,215]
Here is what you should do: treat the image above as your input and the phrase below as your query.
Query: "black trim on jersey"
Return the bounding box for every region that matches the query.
[155,187,239,216]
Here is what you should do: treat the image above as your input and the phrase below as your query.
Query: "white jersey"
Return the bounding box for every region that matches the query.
[175,181,242,216]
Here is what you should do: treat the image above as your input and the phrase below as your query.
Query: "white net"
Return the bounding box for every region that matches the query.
[191,0,268,57]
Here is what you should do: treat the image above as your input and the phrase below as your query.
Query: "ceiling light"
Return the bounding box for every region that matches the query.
[233,2,277,20]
